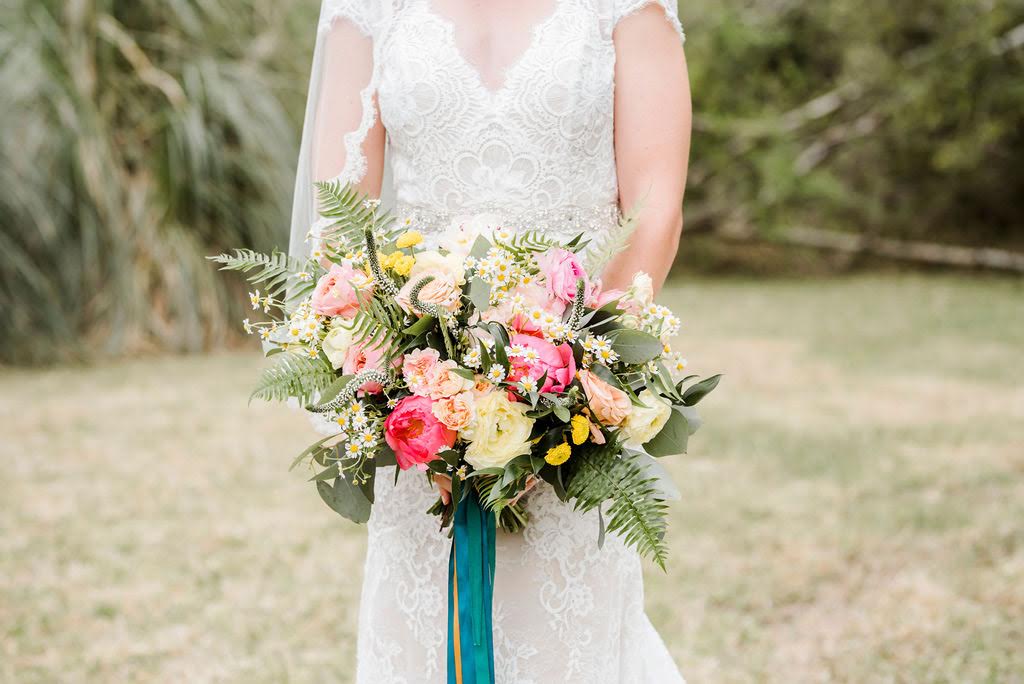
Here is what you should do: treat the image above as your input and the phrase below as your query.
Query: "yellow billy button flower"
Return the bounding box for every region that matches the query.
[393,254,416,277]
[396,230,424,249]
[545,441,572,466]
[570,414,591,445]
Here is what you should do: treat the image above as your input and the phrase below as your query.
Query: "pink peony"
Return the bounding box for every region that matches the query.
[507,333,576,395]
[384,395,456,470]
[311,263,370,318]
[535,248,592,306]
[342,341,399,394]
[402,348,441,396]
[577,369,631,426]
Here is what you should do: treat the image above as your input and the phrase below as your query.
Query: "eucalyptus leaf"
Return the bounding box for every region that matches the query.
[681,374,722,406]
[309,464,340,482]
[467,277,492,312]
[610,329,663,365]
[316,476,371,524]
[402,315,437,336]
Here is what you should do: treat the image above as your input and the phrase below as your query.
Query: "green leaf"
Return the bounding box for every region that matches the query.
[469,234,492,259]
[310,464,340,481]
[642,407,690,457]
[467,277,491,312]
[289,435,337,471]
[403,314,437,336]
[316,476,371,524]
[610,329,663,365]
[681,374,722,406]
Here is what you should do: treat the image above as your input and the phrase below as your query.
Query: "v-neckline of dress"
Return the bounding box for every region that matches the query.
[422,0,562,103]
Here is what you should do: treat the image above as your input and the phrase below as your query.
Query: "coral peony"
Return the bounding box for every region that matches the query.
[384,396,456,470]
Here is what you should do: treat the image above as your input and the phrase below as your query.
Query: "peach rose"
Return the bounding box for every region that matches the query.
[431,391,476,431]
[342,340,398,394]
[402,348,440,395]
[397,271,463,316]
[577,369,631,426]
[311,262,370,319]
[424,359,475,400]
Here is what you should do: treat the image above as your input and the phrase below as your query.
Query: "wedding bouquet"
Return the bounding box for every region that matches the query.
[211,182,719,568]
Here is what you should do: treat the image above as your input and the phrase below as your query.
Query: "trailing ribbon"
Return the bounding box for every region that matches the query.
[447,487,496,684]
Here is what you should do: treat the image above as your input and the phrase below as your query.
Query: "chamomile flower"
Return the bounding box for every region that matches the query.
[521,347,540,362]
[594,347,620,365]
[344,441,363,457]
[386,397,399,409]
[507,343,527,358]
[306,346,320,359]
[486,364,506,384]
[259,327,273,341]
[351,412,369,429]
[462,349,482,369]
[518,376,539,393]
[242,318,253,334]
[359,429,378,449]
[249,290,261,310]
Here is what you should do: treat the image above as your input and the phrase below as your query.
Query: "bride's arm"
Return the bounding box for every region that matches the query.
[607,4,692,294]
[313,18,386,193]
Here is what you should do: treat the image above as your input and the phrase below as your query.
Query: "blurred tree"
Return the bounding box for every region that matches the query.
[683,0,1024,250]
[0,0,314,363]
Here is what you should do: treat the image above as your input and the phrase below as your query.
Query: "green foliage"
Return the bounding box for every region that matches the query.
[0,0,311,363]
[565,445,670,569]
[250,351,335,405]
[315,180,398,254]
[682,0,1024,251]
[208,249,314,303]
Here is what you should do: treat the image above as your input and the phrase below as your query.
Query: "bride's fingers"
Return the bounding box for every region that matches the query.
[509,475,539,506]
[433,473,452,505]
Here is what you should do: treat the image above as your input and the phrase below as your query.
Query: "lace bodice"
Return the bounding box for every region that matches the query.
[317,0,683,219]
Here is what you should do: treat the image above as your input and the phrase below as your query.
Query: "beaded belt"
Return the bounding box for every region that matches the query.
[395,202,623,242]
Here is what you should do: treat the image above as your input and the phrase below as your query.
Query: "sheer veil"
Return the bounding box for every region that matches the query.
[289,1,395,261]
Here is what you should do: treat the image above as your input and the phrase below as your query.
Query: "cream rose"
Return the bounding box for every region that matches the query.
[462,391,535,469]
[431,391,476,431]
[620,389,673,448]
[409,250,466,285]
[322,322,357,370]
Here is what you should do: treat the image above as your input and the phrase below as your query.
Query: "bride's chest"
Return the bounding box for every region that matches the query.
[377,1,617,145]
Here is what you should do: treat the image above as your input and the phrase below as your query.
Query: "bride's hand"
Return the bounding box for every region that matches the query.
[433,473,453,505]
[433,473,540,506]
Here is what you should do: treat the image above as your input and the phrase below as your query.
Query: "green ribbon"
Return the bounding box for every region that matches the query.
[447,487,496,684]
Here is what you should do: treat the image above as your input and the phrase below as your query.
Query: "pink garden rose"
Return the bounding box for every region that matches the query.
[577,369,631,426]
[342,341,399,394]
[507,333,576,395]
[586,279,626,309]
[384,395,456,470]
[402,348,441,395]
[311,262,370,318]
[535,248,592,306]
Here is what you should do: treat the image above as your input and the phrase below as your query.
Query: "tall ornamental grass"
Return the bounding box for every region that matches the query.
[0,0,313,363]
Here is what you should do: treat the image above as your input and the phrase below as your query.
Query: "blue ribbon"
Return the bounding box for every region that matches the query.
[447,487,496,684]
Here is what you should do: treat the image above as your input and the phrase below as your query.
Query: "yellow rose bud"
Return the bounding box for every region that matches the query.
[396,230,424,249]
[570,414,590,445]
[545,441,572,466]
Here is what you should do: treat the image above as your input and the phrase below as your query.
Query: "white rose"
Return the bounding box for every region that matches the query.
[629,272,654,307]
[409,250,466,286]
[620,389,673,448]
[321,322,356,369]
[462,391,535,469]
[444,213,504,255]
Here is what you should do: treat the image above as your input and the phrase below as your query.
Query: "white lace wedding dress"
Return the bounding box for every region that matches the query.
[301,1,688,681]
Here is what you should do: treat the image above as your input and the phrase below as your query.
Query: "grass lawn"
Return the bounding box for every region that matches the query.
[2,274,1022,683]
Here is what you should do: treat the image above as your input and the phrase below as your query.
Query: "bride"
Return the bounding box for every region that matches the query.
[290,0,691,681]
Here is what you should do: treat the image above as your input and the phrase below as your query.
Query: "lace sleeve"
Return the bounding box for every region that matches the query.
[613,0,685,43]
[289,0,390,259]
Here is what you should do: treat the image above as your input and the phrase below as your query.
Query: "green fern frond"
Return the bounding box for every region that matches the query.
[315,181,399,253]
[250,351,337,405]
[565,447,669,568]
[208,249,313,301]
[585,210,637,275]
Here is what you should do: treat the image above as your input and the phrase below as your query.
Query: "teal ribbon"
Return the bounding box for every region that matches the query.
[447,487,496,684]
